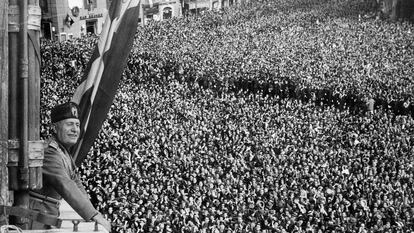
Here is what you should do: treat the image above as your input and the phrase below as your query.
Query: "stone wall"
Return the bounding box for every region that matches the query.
[378,0,414,21]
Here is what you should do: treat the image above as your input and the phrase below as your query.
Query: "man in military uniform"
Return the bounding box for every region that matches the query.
[29,102,111,232]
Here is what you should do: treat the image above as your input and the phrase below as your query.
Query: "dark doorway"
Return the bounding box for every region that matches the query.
[163,7,172,19]
[86,20,97,34]
[41,21,52,40]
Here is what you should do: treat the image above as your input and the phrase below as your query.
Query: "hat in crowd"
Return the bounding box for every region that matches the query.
[51,102,80,123]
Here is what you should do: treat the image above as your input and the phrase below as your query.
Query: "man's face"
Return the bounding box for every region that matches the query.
[55,118,80,148]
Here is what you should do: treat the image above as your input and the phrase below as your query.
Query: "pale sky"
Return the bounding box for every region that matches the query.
[68,0,84,8]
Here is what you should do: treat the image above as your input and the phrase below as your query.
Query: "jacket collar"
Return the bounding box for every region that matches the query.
[48,136,71,155]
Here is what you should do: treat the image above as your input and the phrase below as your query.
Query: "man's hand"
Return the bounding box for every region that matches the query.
[92,213,111,232]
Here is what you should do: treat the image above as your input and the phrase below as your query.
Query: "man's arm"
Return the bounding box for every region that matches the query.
[73,172,90,199]
[42,149,112,232]
[92,213,112,232]
[43,150,98,220]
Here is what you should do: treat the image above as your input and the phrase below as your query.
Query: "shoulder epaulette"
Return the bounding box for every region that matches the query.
[45,138,60,152]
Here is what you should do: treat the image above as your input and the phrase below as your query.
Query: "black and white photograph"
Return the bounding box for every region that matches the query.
[0,0,414,232]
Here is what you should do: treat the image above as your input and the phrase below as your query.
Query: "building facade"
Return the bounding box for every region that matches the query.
[141,0,182,24]
[183,0,250,14]
[40,0,247,40]
[40,0,109,40]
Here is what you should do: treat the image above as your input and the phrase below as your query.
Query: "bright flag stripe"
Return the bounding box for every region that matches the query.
[71,0,141,165]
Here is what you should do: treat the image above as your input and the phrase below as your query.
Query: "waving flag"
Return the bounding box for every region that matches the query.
[71,0,140,165]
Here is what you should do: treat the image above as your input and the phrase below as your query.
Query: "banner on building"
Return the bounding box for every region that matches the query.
[142,0,159,14]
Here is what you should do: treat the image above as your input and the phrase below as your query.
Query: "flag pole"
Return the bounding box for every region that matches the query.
[11,0,30,228]
[0,0,10,226]
[28,0,43,190]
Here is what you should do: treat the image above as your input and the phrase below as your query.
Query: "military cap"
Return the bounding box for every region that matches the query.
[51,102,80,123]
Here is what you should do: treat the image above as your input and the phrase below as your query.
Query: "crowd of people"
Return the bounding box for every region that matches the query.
[39,0,414,232]
[130,0,414,116]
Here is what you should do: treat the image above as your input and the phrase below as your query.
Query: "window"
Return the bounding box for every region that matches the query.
[41,21,52,39]
[59,33,67,42]
[163,7,172,19]
[84,0,97,10]
[86,20,97,34]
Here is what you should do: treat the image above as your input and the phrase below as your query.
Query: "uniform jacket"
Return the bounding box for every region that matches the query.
[29,137,98,228]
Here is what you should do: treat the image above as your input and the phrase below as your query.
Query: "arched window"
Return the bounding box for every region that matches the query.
[163,7,172,19]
